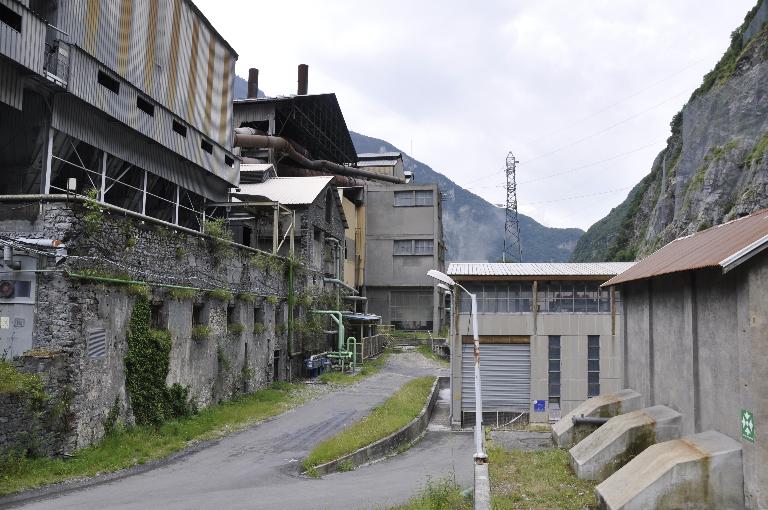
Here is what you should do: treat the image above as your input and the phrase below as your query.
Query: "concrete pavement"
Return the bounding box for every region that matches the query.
[8,352,474,510]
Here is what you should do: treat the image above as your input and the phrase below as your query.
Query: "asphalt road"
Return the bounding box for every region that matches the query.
[13,352,474,510]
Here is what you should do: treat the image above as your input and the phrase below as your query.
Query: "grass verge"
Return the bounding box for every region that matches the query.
[415,344,448,364]
[389,477,472,510]
[302,375,435,472]
[489,445,597,509]
[317,349,391,386]
[0,382,310,496]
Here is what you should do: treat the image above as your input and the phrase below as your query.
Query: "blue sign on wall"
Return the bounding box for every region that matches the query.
[534,400,546,412]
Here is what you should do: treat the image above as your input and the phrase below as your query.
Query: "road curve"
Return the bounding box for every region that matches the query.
[11,352,474,510]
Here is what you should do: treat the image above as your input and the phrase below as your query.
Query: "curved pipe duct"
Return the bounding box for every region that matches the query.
[234,131,405,184]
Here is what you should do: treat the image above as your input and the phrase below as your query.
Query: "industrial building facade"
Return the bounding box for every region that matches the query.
[447,262,633,427]
[603,210,768,509]
[364,182,446,331]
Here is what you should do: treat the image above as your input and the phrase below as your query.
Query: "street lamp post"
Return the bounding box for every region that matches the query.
[427,269,487,463]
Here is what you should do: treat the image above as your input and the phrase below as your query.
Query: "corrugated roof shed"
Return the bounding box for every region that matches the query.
[357,152,402,160]
[233,176,333,204]
[448,262,634,278]
[604,208,768,286]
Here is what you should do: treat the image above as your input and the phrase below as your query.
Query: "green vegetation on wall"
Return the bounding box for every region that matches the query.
[125,295,193,426]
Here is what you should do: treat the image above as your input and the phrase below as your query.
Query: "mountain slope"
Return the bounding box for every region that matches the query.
[232,75,583,262]
[572,0,768,262]
[351,132,583,262]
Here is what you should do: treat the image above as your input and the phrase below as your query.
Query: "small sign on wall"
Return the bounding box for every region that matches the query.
[533,399,546,412]
[0,317,8,329]
[742,409,755,443]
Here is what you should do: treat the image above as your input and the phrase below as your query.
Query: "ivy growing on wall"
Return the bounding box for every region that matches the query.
[125,295,193,426]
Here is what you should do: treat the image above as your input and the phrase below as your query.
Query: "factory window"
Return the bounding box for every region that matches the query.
[415,190,433,206]
[172,119,187,137]
[459,282,533,313]
[200,139,213,154]
[151,302,166,329]
[192,304,204,326]
[548,335,561,405]
[588,335,600,397]
[537,281,610,313]
[0,4,22,32]
[97,70,120,95]
[227,305,236,325]
[394,190,433,207]
[136,95,155,116]
[394,239,433,255]
[224,155,234,167]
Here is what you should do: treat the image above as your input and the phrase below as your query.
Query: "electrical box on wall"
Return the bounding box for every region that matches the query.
[0,254,37,358]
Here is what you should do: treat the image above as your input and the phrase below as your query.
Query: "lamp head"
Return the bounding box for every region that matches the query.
[426,269,456,287]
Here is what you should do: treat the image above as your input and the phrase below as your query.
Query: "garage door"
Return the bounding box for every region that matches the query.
[461,343,530,412]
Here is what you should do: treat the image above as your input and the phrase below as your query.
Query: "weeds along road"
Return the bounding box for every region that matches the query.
[13,352,474,510]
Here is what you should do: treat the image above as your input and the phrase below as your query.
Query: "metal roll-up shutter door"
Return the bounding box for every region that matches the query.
[461,343,530,412]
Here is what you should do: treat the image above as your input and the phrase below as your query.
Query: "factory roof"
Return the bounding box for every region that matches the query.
[233,177,333,205]
[357,152,403,160]
[604,208,768,286]
[447,262,634,279]
[357,160,400,168]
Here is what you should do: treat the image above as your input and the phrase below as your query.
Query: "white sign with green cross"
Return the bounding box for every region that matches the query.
[741,409,755,443]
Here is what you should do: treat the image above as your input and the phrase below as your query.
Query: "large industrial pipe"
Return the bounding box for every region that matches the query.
[233,132,405,184]
[247,68,259,99]
[297,64,308,95]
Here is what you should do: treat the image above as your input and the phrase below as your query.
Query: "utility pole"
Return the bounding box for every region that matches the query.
[502,152,523,263]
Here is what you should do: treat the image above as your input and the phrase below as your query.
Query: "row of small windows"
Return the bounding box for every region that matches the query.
[547,335,600,405]
[394,239,434,256]
[95,70,230,166]
[394,190,433,207]
[459,281,618,314]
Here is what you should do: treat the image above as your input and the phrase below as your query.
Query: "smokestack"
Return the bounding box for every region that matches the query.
[297,64,308,95]
[247,68,259,99]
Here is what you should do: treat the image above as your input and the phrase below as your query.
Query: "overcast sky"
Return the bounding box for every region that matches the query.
[197,0,755,230]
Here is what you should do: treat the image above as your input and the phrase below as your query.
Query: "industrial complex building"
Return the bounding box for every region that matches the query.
[446,262,633,427]
[0,0,441,456]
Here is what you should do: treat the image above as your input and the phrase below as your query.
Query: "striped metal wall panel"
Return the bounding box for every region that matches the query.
[0,58,23,110]
[461,344,531,412]
[55,0,235,148]
[51,94,230,201]
[65,46,238,187]
[0,0,46,73]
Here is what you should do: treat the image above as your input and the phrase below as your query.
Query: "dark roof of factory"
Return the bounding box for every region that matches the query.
[604,208,768,286]
[233,93,357,164]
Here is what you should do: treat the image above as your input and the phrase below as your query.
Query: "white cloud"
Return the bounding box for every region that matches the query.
[197,0,757,229]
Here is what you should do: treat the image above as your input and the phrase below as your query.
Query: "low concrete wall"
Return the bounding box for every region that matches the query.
[311,376,445,476]
[474,462,490,510]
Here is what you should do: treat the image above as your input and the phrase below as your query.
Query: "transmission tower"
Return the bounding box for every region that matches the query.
[502,152,523,263]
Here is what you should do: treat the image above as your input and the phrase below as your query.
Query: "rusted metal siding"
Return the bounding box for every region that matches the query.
[55,0,236,148]
[605,208,768,286]
[51,94,231,201]
[0,0,46,74]
[0,58,23,110]
[65,47,237,186]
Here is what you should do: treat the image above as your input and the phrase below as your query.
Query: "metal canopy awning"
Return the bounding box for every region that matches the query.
[341,312,381,322]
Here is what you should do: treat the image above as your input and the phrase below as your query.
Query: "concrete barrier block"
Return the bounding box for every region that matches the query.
[596,430,744,510]
[552,389,642,448]
[570,405,682,481]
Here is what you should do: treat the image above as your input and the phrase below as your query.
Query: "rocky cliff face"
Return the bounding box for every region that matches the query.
[572,0,768,262]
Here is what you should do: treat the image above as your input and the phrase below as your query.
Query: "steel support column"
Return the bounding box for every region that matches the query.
[41,127,53,194]
[174,185,180,225]
[141,170,148,216]
[99,151,107,202]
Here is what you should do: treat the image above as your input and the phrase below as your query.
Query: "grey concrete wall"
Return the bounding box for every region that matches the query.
[619,259,768,509]
[456,310,619,421]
